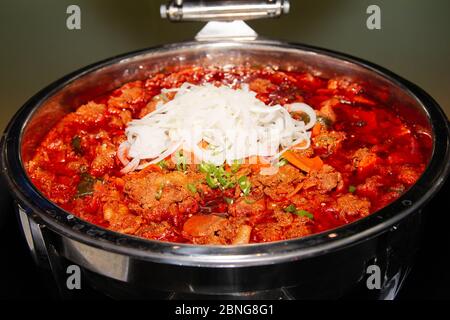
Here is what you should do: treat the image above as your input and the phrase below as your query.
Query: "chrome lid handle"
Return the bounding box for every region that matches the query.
[160,0,290,41]
[160,0,290,22]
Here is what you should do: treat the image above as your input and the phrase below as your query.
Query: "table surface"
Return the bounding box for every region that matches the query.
[0,0,449,131]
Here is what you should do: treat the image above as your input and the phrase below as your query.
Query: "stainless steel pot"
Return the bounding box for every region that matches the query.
[1,1,449,299]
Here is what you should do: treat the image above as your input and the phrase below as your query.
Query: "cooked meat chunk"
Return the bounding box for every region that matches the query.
[352,148,378,172]
[232,225,252,245]
[182,214,240,245]
[74,102,106,124]
[229,196,266,223]
[90,142,116,176]
[318,98,339,123]
[336,194,370,220]
[108,81,148,111]
[252,164,304,201]
[303,165,343,193]
[109,110,132,128]
[313,130,346,155]
[103,201,142,234]
[357,175,383,199]
[249,78,274,93]
[397,165,423,185]
[123,170,202,223]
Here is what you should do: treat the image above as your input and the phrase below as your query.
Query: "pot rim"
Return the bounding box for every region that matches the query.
[1,40,449,267]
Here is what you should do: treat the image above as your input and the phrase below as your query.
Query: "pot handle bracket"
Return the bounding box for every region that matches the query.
[160,0,290,41]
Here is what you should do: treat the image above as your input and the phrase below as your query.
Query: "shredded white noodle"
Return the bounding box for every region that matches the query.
[119,82,316,173]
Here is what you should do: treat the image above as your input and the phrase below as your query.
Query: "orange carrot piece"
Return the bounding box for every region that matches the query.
[312,123,322,137]
[283,151,323,173]
[287,182,303,198]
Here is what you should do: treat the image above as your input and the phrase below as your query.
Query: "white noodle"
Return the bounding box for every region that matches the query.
[118,83,317,172]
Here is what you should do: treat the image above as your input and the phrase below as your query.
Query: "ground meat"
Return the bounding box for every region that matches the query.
[249,78,274,93]
[108,81,149,113]
[252,213,311,242]
[356,175,383,199]
[313,130,346,155]
[103,200,142,234]
[123,170,201,223]
[251,164,304,201]
[336,194,370,220]
[397,165,423,185]
[182,214,241,245]
[318,98,339,123]
[74,102,106,124]
[109,110,132,128]
[352,147,378,172]
[229,196,266,224]
[303,164,343,193]
[90,142,116,177]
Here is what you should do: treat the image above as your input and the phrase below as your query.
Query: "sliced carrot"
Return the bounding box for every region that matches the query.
[287,182,303,198]
[292,140,308,148]
[283,151,323,173]
[146,164,163,172]
[312,123,322,137]
[353,95,376,106]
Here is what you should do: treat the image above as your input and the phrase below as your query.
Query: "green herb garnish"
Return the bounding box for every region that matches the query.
[199,162,236,190]
[317,116,332,127]
[243,197,256,204]
[71,136,83,155]
[76,173,96,198]
[284,204,297,213]
[284,205,314,219]
[276,158,288,167]
[296,209,314,219]
[155,185,163,200]
[187,183,197,194]
[238,176,251,196]
[231,160,241,173]
[157,159,167,170]
[175,151,187,172]
[206,173,219,189]
[349,185,356,193]
[224,197,234,205]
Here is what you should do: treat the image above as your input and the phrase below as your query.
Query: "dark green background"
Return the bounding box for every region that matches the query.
[1,0,449,130]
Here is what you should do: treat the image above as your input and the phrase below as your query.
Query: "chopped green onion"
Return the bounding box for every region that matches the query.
[276,158,288,167]
[186,183,197,194]
[238,176,251,196]
[206,173,219,189]
[231,160,241,173]
[71,136,83,155]
[349,185,356,193]
[244,197,256,204]
[224,197,234,205]
[75,173,95,198]
[157,159,167,170]
[199,162,214,174]
[284,204,297,213]
[317,116,332,127]
[296,209,314,219]
[155,185,163,200]
[199,162,236,190]
[175,151,186,172]
[284,204,314,219]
